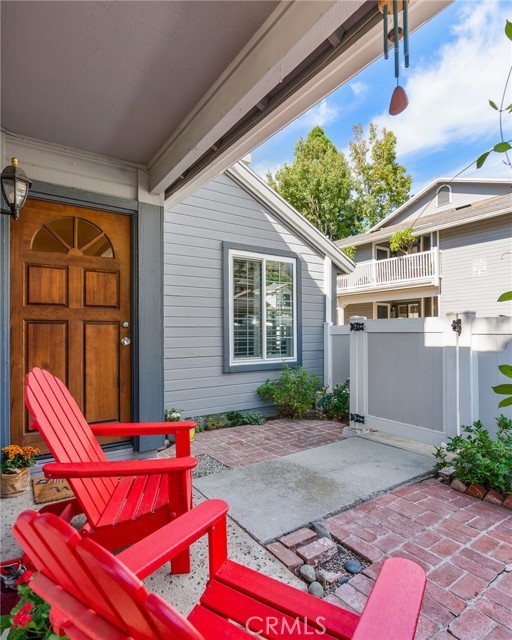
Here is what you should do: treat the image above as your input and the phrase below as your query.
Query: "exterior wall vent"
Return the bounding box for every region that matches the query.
[436,185,451,207]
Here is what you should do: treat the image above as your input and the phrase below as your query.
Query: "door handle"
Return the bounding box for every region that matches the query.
[121,337,131,346]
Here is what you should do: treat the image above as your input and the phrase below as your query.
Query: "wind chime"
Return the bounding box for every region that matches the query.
[378,0,410,115]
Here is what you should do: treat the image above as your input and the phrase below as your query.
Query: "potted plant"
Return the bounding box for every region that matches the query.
[0,446,39,498]
[0,567,67,639]
[165,408,195,441]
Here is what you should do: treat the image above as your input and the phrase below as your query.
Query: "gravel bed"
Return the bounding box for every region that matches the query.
[192,454,231,479]
[320,549,370,595]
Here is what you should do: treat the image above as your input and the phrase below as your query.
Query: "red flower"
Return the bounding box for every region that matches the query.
[15,569,35,585]
[12,602,34,628]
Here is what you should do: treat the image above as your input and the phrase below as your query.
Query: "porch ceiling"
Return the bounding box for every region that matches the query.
[1,1,451,201]
[1,1,278,164]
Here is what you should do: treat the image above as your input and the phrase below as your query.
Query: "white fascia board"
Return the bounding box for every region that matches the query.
[155,0,451,197]
[370,177,444,232]
[345,205,512,247]
[226,161,355,274]
[371,177,512,232]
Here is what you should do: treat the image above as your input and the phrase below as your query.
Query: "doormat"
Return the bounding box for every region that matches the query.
[32,477,74,504]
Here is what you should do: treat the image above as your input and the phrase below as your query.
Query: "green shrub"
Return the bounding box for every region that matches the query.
[226,411,266,426]
[243,411,266,425]
[343,245,356,261]
[257,365,322,418]
[226,411,245,426]
[318,380,350,420]
[434,415,512,497]
[203,414,227,431]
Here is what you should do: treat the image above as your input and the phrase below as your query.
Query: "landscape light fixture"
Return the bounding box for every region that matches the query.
[1,157,32,221]
[379,0,410,116]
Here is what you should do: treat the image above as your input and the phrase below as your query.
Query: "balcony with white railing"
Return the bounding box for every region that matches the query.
[337,249,440,293]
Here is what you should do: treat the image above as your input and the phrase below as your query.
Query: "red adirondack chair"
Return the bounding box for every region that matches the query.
[24,367,197,573]
[14,500,427,640]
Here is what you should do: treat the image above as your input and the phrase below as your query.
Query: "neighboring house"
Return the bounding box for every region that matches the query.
[335,179,512,323]
[164,160,352,418]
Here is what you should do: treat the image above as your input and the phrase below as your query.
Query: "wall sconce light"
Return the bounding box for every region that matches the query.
[1,157,32,221]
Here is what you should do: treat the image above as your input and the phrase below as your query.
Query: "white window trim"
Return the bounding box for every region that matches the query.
[374,244,390,260]
[228,248,297,367]
[374,302,391,319]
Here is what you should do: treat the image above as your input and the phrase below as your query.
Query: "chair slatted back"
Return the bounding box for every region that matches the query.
[24,368,117,526]
[13,510,204,640]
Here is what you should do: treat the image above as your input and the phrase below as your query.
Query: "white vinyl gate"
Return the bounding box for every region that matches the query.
[326,314,512,445]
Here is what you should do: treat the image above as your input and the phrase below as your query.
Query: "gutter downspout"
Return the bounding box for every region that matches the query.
[323,256,333,392]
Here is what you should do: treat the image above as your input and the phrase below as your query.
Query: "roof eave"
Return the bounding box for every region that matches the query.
[336,202,512,248]
[226,162,355,273]
[370,177,512,232]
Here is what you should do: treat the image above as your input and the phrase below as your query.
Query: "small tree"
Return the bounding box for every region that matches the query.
[389,227,417,254]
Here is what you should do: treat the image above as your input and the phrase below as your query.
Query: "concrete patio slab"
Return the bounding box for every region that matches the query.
[193,437,434,543]
[0,488,303,618]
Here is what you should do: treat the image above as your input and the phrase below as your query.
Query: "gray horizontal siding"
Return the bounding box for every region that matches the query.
[353,243,373,263]
[439,215,512,317]
[164,173,326,418]
[391,183,511,226]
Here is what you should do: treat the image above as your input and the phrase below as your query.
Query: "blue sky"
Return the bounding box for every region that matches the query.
[251,0,512,195]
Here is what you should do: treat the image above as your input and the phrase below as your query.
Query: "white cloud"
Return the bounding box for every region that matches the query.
[350,81,368,99]
[294,98,340,129]
[250,159,284,179]
[373,0,511,159]
[455,150,512,180]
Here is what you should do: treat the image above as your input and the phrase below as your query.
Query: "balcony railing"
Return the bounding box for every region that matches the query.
[337,249,440,292]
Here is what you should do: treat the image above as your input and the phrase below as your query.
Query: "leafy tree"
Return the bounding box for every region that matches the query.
[266,127,355,240]
[349,123,412,230]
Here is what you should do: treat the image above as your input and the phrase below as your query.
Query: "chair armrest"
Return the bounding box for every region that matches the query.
[43,457,197,479]
[90,421,196,436]
[352,557,426,640]
[118,499,229,580]
[90,422,195,457]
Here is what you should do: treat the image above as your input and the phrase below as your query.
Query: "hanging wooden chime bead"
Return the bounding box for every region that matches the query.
[378,0,410,115]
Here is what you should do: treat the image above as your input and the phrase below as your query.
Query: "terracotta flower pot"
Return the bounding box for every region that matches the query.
[0,467,31,498]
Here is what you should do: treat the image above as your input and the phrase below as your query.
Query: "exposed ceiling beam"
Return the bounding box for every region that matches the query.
[149,0,367,194]
[161,0,452,208]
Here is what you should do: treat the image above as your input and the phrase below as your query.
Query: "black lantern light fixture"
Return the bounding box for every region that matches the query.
[1,157,32,221]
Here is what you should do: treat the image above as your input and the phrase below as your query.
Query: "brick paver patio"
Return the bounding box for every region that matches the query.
[185,421,512,638]
[323,479,512,640]
[189,419,346,467]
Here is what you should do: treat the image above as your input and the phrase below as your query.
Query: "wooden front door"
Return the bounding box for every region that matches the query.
[10,199,132,451]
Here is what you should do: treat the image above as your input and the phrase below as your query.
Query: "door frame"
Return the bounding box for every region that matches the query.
[1,180,165,452]
[374,302,391,319]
